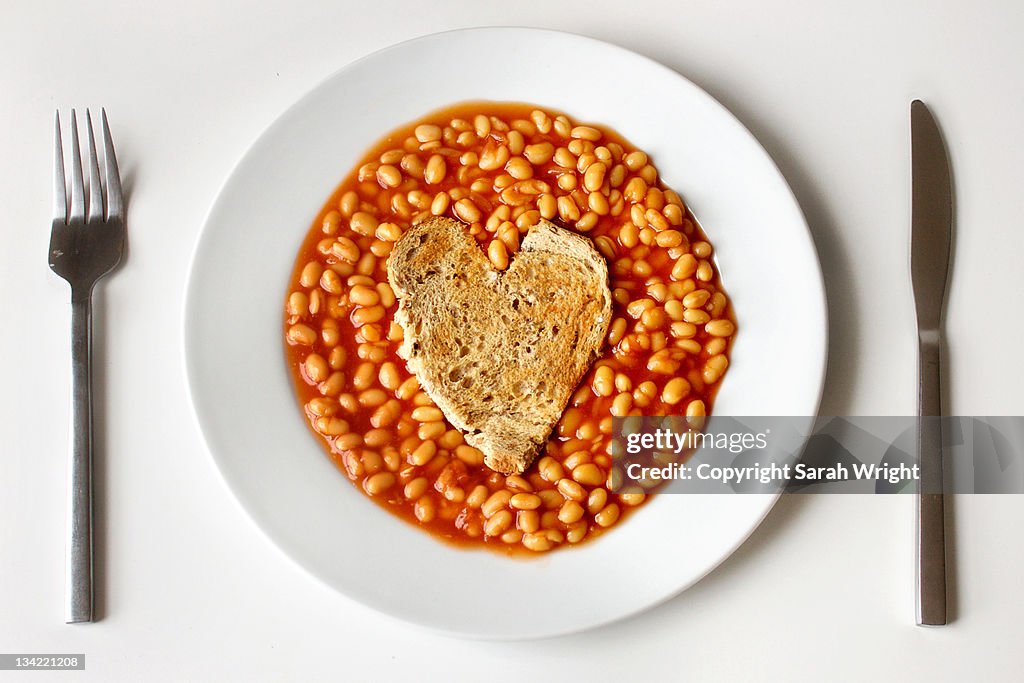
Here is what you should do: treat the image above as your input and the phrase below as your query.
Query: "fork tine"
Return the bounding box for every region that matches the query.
[69,110,86,222]
[100,109,122,220]
[54,111,67,222]
[85,110,104,222]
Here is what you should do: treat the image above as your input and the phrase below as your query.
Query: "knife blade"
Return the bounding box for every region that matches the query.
[910,99,952,626]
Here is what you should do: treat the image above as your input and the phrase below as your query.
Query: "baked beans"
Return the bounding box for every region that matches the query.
[284,102,735,554]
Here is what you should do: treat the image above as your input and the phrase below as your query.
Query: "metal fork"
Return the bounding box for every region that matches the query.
[50,109,124,623]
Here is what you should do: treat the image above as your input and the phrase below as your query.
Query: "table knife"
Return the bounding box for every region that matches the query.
[910,99,952,626]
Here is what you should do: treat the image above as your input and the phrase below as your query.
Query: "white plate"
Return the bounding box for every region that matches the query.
[184,27,827,639]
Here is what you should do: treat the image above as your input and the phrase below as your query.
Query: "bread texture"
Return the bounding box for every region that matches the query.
[387,217,612,474]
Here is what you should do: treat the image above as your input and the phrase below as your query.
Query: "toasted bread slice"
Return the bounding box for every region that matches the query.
[388,217,611,474]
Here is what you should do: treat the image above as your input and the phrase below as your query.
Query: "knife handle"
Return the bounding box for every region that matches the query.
[916,334,946,626]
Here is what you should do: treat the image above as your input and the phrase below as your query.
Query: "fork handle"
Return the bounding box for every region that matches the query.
[66,292,93,623]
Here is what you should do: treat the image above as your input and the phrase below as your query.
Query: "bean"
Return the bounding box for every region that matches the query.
[640,308,666,329]
[478,143,510,171]
[358,389,389,408]
[352,362,376,391]
[656,229,683,247]
[557,196,580,222]
[287,324,316,345]
[352,305,385,325]
[584,162,607,192]
[607,318,627,346]
[506,157,533,179]
[505,475,533,492]
[577,211,599,231]
[367,400,399,429]
[328,346,346,370]
[315,416,349,436]
[377,362,400,391]
[566,523,588,544]
[414,497,435,523]
[529,195,555,222]
[350,212,378,236]
[571,125,601,141]
[706,338,728,356]
[703,354,729,384]
[553,115,571,137]
[510,493,542,510]
[501,529,523,544]
[396,376,420,400]
[530,109,552,134]
[454,198,482,223]
[287,291,309,319]
[403,477,428,500]
[595,503,621,527]
[454,444,483,466]
[418,421,446,440]
[710,292,728,317]
[677,339,702,354]
[473,114,491,136]
[683,309,711,324]
[587,488,608,515]
[376,164,401,188]
[424,154,446,184]
[364,472,395,495]
[593,366,615,397]
[350,285,380,307]
[299,261,322,288]
[647,351,680,375]
[610,392,633,417]
[558,478,586,501]
[488,239,509,270]
[507,130,525,155]
[482,490,513,517]
[517,510,540,533]
[572,463,604,487]
[460,485,486,509]
[624,150,648,170]
[683,289,711,309]
[553,146,575,169]
[414,124,442,143]
[524,142,555,165]
[620,492,646,507]
[538,490,563,511]
[485,510,513,536]
[522,533,551,552]
[558,500,584,524]
[338,191,359,217]
[303,354,328,383]
[662,377,691,405]
[303,395,335,417]
[706,319,735,337]
[336,433,362,450]
[411,406,443,422]
[557,173,577,191]
[671,254,698,280]
[409,440,436,466]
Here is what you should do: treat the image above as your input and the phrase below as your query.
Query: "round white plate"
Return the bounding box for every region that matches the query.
[184,27,827,639]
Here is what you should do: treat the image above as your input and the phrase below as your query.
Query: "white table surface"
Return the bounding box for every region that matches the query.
[2,1,1022,680]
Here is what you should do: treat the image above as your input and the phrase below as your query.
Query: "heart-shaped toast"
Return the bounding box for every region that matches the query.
[388,217,612,475]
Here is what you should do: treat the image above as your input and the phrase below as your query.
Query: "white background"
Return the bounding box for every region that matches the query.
[1,0,1022,680]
